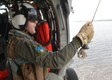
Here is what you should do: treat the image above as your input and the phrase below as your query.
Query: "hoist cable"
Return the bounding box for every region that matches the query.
[91,0,102,22]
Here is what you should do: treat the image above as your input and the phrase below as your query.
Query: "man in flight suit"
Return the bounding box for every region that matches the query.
[7,2,94,80]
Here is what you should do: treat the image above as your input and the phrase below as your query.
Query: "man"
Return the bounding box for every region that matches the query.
[7,2,94,80]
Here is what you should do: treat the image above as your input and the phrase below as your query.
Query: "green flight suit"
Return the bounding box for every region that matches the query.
[7,29,81,80]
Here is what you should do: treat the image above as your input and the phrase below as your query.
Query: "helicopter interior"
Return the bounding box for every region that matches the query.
[0,1,78,79]
[0,0,70,51]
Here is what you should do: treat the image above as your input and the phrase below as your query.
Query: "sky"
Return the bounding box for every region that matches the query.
[1,0,111,20]
[69,0,112,41]
[69,0,112,21]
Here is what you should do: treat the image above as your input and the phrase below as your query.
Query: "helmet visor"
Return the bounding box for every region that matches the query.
[28,8,37,22]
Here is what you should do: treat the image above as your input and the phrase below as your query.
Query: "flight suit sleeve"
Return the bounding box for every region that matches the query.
[36,36,81,68]
[15,36,81,68]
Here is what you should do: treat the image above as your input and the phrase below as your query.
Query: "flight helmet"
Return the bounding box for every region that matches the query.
[9,3,37,29]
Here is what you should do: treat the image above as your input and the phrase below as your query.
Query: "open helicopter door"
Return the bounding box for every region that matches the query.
[33,0,70,54]
[48,0,70,49]
[36,0,71,50]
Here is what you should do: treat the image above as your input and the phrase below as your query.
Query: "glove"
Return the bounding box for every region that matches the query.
[76,21,94,45]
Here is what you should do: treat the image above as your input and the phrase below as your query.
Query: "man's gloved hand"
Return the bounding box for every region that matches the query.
[76,21,94,45]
